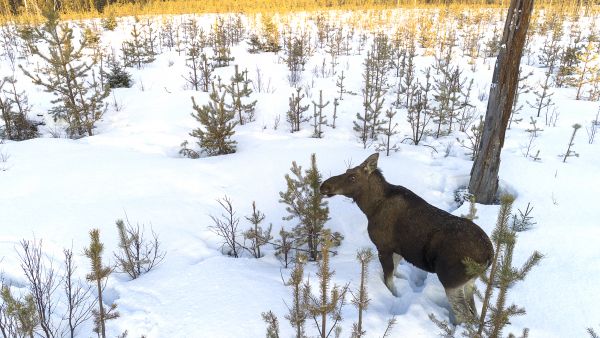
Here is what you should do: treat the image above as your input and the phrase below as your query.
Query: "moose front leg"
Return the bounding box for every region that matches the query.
[378,251,397,296]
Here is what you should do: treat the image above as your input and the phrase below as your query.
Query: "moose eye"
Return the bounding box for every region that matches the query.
[349,175,356,182]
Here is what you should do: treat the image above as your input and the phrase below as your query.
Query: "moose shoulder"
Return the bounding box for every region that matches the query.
[320,153,493,324]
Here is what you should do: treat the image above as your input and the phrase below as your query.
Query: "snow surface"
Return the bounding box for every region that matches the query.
[1,9,600,338]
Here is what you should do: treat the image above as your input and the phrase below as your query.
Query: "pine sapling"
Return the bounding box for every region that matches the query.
[103,52,132,89]
[189,83,237,156]
[122,23,155,68]
[561,123,582,163]
[509,68,533,129]
[225,65,257,125]
[527,70,554,120]
[377,108,399,156]
[199,54,214,92]
[286,88,310,133]
[572,41,599,100]
[586,108,599,144]
[284,255,309,338]
[261,310,281,338]
[20,7,108,138]
[279,154,341,262]
[525,116,543,138]
[407,68,433,146]
[183,29,204,91]
[305,232,348,338]
[0,76,38,141]
[84,229,119,338]
[275,227,295,269]
[478,195,543,337]
[243,201,273,259]
[311,90,329,138]
[114,217,166,279]
[336,71,346,100]
[351,248,374,338]
[331,98,339,129]
[457,115,484,161]
[0,284,38,338]
[211,17,234,67]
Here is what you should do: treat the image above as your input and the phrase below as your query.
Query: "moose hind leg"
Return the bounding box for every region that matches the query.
[378,251,397,296]
[464,278,477,318]
[445,286,471,325]
[392,253,404,278]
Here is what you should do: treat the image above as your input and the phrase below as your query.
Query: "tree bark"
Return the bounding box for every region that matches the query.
[468,0,534,204]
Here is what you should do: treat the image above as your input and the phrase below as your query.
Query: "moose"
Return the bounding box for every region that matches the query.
[320,153,493,324]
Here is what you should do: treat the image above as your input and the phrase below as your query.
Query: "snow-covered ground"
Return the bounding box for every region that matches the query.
[1,8,600,337]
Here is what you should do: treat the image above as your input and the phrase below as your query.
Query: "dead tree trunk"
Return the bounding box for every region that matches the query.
[468,0,534,204]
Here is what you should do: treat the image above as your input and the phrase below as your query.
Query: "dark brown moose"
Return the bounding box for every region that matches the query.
[320,153,493,324]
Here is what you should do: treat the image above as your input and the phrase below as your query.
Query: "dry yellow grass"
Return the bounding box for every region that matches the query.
[0,0,596,24]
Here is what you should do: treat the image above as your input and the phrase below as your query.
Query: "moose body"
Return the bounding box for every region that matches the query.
[320,153,493,323]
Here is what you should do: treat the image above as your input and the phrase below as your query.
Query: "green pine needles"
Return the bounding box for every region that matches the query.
[189,83,238,157]
[430,195,543,338]
[84,229,119,338]
[19,6,109,138]
[279,154,342,262]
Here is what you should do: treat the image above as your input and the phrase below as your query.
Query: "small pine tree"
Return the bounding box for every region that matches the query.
[211,17,234,68]
[0,76,38,141]
[282,30,312,86]
[509,68,533,129]
[122,23,155,69]
[20,7,108,138]
[431,196,543,338]
[432,65,469,137]
[189,84,237,156]
[274,226,295,268]
[279,154,341,262]
[311,90,329,138]
[0,285,38,338]
[331,98,339,129]
[458,115,484,161]
[260,15,281,53]
[224,65,257,125]
[84,229,119,338]
[243,201,273,259]
[114,218,166,280]
[572,40,599,100]
[284,255,309,338]
[527,70,554,120]
[395,43,416,108]
[407,68,433,146]
[103,52,132,89]
[261,311,281,338]
[481,196,543,338]
[305,232,348,338]
[351,248,374,338]
[335,71,347,100]
[286,88,310,133]
[377,108,400,157]
[100,10,117,31]
[247,34,263,53]
[561,123,582,163]
[199,53,215,92]
[183,26,204,91]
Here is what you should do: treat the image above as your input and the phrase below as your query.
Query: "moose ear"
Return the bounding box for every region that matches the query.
[361,153,379,174]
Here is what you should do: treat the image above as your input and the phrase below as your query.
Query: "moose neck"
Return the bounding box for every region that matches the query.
[353,171,389,217]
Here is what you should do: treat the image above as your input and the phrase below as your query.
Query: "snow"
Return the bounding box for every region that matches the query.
[1,8,600,338]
